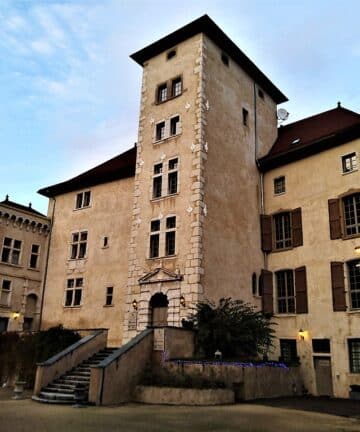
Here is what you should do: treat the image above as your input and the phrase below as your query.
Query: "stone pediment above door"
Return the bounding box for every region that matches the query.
[139,267,183,285]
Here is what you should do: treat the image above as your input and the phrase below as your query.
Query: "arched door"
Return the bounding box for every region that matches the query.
[150,293,168,327]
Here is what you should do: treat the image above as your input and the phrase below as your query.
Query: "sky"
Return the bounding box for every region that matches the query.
[1,0,359,214]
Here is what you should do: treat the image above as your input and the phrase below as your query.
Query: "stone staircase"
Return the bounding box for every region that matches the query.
[32,347,118,404]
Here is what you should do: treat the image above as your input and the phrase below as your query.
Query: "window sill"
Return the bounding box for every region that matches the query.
[73,206,92,212]
[271,246,294,254]
[274,313,297,318]
[103,304,114,308]
[342,233,360,241]
[155,92,183,106]
[0,262,22,268]
[342,169,358,176]
[63,305,82,309]
[147,254,177,261]
[274,192,286,197]
[0,304,10,309]
[27,267,40,272]
[151,193,179,203]
[101,246,110,250]
[67,258,87,262]
[153,133,182,145]
[347,309,360,314]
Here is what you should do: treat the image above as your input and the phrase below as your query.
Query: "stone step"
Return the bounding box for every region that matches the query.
[63,375,89,382]
[39,391,75,401]
[56,378,89,386]
[32,395,74,405]
[43,386,74,394]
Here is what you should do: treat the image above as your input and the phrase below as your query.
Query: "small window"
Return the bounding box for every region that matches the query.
[252,273,257,295]
[70,231,88,260]
[152,163,163,199]
[168,158,178,195]
[274,212,292,249]
[258,89,264,99]
[29,244,40,269]
[75,191,91,209]
[165,216,176,256]
[242,108,249,126]
[312,339,331,353]
[167,49,176,60]
[276,270,295,313]
[65,278,83,307]
[156,122,166,141]
[0,280,11,306]
[342,152,357,173]
[157,84,167,103]
[170,116,180,136]
[171,77,182,97]
[150,220,160,258]
[105,287,113,306]
[280,339,297,363]
[274,176,286,195]
[349,339,360,373]
[347,260,360,309]
[103,237,109,248]
[221,52,229,66]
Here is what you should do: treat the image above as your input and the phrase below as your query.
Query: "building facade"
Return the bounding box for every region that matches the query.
[0,197,50,332]
[37,16,360,397]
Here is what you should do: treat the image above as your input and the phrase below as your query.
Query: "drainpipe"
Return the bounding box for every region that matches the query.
[38,196,56,329]
[254,82,267,270]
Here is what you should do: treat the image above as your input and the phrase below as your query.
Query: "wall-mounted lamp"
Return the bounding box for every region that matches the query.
[355,246,360,256]
[298,328,306,341]
[132,299,138,310]
[180,296,186,307]
[12,311,20,320]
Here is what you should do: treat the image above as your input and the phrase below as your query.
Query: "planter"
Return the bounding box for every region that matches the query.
[134,385,234,405]
[12,381,27,400]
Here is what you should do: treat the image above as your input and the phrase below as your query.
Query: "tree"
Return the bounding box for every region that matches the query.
[187,298,275,359]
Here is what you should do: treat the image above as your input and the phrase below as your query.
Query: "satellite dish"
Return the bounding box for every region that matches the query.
[277,108,289,121]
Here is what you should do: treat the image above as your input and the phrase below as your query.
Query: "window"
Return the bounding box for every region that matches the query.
[280,339,297,363]
[157,83,167,103]
[75,191,91,209]
[152,163,163,199]
[156,121,166,141]
[312,339,331,353]
[342,152,357,173]
[349,339,360,373]
[242,108,249,126]
[252,273,257,295]
[258,88,264,99]
[276,270,295,313]
[1,237,21,265]
[105,287,113,306]
[167,49,176,60]
[150,220,160,258]
[348,260,360,309]
[171,78,182,97]
[274,212,292,249]
[29,244,40,269]
[70,231,87,259]
[343,193,360,236]
[165,216,176,256]
[0,280,11,306]
[221,52,229,66]
[168,158,178,195]
[0,318,9,333]
[274,176,286,195]
[103,236,109,248]
[170,116,180,136]
[65,278,83,307]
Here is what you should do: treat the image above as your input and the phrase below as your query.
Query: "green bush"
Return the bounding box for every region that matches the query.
[0,326,80,387]
[188,298,276,359]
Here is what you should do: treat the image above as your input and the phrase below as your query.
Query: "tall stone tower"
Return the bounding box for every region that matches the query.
[123,15,287,341]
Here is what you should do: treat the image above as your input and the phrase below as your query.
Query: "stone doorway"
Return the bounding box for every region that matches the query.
[314,356,333,396]
[150,293,168,327]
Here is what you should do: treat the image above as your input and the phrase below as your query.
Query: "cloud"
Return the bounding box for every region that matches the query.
[30,39,54,55]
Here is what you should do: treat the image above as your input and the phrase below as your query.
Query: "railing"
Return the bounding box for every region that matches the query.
[33,329,108,395]
[89,329,153,405]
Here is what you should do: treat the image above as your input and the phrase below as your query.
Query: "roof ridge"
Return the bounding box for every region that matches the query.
[280,105,360,129]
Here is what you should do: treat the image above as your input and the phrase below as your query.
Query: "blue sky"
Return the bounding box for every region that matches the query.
[1,0,359,214]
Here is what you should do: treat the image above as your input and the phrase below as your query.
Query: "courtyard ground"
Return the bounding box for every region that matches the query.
[1,389,360,432]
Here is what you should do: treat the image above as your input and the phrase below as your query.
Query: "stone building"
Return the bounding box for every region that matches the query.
[37,16,360,397]
[0,196,50,332]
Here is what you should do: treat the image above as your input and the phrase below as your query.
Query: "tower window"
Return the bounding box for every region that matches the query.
[157,83,168,103]
[167,49,176,60]
[242,108,249,126]
[156,122,166,141]
[221,52,229,66]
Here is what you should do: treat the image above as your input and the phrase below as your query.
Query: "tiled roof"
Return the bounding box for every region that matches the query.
[0,198,47,217]
[130,15,287,104]
[38,146,136,198]
[259,105,360,171]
